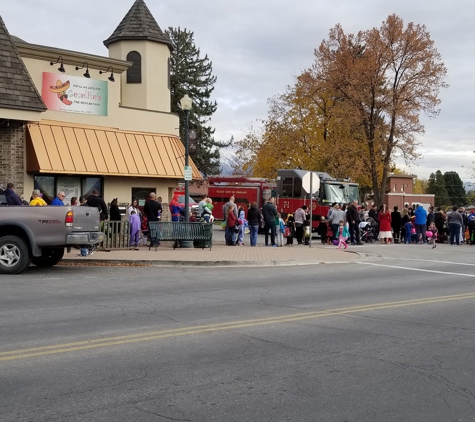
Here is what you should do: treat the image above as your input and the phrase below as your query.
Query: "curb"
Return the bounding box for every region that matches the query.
[59,251,365,268]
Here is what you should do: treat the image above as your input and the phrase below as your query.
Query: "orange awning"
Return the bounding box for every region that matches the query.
[26,120,202,180]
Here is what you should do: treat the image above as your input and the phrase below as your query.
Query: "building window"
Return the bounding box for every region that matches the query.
[393,184,396,192]
[82,177,102,198]
[34,175,103,205]
[293,177,302,198]
[34,176,55,204]
[126,51,142,83]
[132,187,156,206]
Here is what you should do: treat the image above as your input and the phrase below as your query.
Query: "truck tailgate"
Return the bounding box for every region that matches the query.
[72,206,101,231]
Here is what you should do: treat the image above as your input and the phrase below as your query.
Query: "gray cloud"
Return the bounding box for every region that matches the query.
[2,0,474,179]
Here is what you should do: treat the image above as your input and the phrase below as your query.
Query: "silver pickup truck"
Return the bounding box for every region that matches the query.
[0,205,105,274]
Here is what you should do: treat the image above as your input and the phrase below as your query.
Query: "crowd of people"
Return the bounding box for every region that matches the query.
[221,195,311,247]
[6,180,475,249]
[323,202,475,248]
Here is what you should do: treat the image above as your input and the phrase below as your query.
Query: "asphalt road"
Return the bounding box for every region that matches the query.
[1,244,475,421]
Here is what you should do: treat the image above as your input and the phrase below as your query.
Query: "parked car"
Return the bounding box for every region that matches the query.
[171,189,199,214]
[0,188,6,206]
[0,205,105,274]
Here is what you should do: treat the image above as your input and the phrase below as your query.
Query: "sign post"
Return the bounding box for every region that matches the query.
[301,172,320,248]
[184,166,192,181]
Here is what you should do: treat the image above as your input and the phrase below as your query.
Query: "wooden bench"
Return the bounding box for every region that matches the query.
[148,222,213,250]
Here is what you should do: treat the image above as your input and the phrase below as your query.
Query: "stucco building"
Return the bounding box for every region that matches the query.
[0,0,200,206]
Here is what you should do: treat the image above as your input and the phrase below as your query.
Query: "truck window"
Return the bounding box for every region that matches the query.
[281,178,293,198]
[324,183,359,204]
[293,178,302,198]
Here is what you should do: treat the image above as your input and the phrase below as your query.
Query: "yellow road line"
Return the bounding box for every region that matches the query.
[2,292,475,362]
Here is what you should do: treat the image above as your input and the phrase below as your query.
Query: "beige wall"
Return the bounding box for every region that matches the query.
[0,108,43,122]
[104,176,179,205]
[23,173,181,206]
[23,173,34,201]
[108,41,171,112]
[21,57,178,135]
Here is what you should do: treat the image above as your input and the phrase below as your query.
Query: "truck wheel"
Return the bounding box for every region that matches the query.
[31,248,65,268]
[0,235,32,274]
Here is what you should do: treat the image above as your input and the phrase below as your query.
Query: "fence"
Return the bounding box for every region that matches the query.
[98,219,213,251]
[99,220,131,250]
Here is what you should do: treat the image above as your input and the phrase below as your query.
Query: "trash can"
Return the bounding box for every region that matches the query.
[194,223,213,249]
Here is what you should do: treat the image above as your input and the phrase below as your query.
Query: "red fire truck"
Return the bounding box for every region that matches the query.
[207,170,359,231]
[207,176,276,220]
[275,169,359,231]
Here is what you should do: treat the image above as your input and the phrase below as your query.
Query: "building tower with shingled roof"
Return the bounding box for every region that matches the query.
[104,0,173,113]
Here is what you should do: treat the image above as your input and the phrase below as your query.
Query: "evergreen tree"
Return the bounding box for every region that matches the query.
[427,171,449,207]
[443,171,467,206]
[166,27,230,176]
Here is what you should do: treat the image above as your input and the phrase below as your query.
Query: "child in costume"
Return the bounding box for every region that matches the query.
[276,213,285,247]
[428,221,438,249]
[129,210,141,248]
[202,198,214,222]
[237,208,248,246]
[318,216,328,244]
[337,220,349,249]
[404,220,414,244]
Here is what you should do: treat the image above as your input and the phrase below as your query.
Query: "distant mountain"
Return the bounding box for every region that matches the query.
[464,181,474,192]
[219,157,233,176]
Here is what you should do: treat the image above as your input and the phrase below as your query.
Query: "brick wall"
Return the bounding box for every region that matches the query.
[0,122,25,196]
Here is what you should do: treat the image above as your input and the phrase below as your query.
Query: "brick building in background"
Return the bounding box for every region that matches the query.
[366,174,435,210]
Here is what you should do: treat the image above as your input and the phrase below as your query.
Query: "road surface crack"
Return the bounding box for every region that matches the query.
[134,406,192,421]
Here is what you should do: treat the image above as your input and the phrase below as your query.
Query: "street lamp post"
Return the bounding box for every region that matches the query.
[180,94,193,248]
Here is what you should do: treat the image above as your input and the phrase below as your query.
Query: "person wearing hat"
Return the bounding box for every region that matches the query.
[317,216,328,244]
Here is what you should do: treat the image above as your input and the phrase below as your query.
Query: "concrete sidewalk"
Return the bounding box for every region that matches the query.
[62,238,362,267]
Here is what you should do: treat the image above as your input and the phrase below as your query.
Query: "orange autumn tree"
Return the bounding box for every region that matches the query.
[234,71,377,187]
[235,15,447,205]
[293,70,376,187]
[234,87,328,178]
[314,14,447,206]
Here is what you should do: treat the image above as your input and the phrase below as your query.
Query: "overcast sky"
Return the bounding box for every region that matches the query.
[2,0,474,181]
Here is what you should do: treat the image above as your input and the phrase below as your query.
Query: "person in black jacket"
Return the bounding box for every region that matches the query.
[86,189,108,221]
[246,201,260,247]
[347,200,363,245]
[4,182,23,206]
[391,205,402,243]
[426,206,435,228]
[262,197,278,247]
[317,216,328,244]
[109,198,122,221]
[109,198,122,240]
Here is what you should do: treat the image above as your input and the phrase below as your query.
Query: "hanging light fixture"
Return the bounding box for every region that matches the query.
[99,66,115,82]
[75,62,90,78]
[50,56,65,73]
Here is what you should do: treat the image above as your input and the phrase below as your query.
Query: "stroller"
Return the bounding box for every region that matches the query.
[359,219,375,243]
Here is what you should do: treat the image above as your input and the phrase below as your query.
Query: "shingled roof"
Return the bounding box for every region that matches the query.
[103,0,172,50]
[0,16,46,112]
